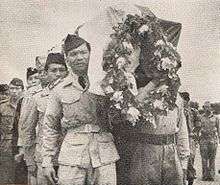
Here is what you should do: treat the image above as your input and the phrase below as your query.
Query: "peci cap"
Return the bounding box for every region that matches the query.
[27,67,38,80]
[179,92,190,102]
[63,34,90,55]
[0,84,9,93]
[45,53,67,71]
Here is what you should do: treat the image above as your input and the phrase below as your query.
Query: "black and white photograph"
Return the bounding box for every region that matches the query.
[0,0,219,185]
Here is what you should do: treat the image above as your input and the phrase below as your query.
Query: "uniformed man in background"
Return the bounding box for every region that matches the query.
[0,78,24,184]
[0,84,9,102]
[42,34,119,185]
[199,101,220,181]
[21,52,68,185]
[14,67,40,184]
[180,92,200,185]
[18,57,48,185]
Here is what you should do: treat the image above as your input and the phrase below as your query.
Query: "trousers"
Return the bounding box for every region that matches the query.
[58,163,117,185]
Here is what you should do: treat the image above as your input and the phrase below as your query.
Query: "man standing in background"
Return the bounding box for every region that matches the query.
[14,67,40,184]
[0,78,24,184]
[199,101,220,181]
[180,92,200,185]
[21,52,68,185]
[18,57,47,185]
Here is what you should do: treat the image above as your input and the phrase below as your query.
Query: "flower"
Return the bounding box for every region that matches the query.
[116,57,127,69]
[155,39,165,46]
[138,24,149,33]
[161,57,174,70]
[126,106,141,125]
[154,49,161,57]
[104,85,114,94]
[156,85,168,95]
[111,91,123,102]
[115,103,121,109]
[122,41,133,50]
[124,72,138,96]
[153,99,164,109]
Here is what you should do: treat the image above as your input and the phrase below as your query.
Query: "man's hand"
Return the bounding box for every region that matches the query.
[27,164,37,176]
[14,152,24,163]
[43,167,58,185]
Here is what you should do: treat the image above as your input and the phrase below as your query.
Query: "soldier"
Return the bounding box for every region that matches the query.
[42,34,119,185]
[0,84,10,102]
[26,67,41,89]
[199,101,220,181]
[0,78,24,184]
[180,92,200,185]
[14,67,41,184]
[19,58,48,185]
[21,53,68,185]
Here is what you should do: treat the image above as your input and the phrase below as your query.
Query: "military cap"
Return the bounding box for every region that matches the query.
[63,34,90,55]
[179,92,190,102]
[27,67,38,79]
[9,78,24,89]
[0,84,9,93]
[35,56,47,71]
[45,53,67,71]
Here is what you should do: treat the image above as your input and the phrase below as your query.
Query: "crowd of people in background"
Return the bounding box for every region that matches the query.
[0,33,219,185]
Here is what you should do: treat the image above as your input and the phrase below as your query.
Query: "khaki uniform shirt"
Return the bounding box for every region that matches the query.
[200,113,220,142]
[21,81,62,165]
[42,74,119,168]
[0,98,17,156]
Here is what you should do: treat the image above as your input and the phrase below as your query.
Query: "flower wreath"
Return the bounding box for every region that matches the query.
[101,8,182,127]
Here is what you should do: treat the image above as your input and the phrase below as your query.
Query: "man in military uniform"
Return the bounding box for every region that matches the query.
[0,78,24,184]
[14,67,41,184]
[180,92,200,185]
[21,53,68,185]
[42,34,119,185]
[199,101,220,181]
[0,84,9,102]
[18,58,48,185]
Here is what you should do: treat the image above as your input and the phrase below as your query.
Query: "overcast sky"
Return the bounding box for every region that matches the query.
[0,0,219,105]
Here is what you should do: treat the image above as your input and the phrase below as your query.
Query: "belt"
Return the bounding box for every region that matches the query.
[128,133,177,145]
[73,124,100,133]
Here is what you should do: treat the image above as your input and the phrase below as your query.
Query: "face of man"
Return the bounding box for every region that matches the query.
[203,103,212,113]
[66,43,90,75]
[27,73,40,88]
[9,84,23,100]
[46,63,68,83]
[37,68,48,86]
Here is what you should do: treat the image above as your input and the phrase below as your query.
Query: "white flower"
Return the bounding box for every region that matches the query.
[153,99,164,110]
[161,57,174,70]
[138,24,149,33]
[156,85,168,94]
[109,78,114,84]
[124,72,138,96]
[114,103,121,109]
[111,91,123,102]
[104,85,114,94]
[154,49,161,57]
[126,106,141,125]
[122,41,133,50]
[155,39,165,46]
[116,57,127,69]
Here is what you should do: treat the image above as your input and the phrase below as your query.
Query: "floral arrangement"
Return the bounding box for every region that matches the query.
[101,8,182,127]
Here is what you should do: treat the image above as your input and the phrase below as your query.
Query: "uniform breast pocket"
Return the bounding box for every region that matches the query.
[61,94,81,119]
